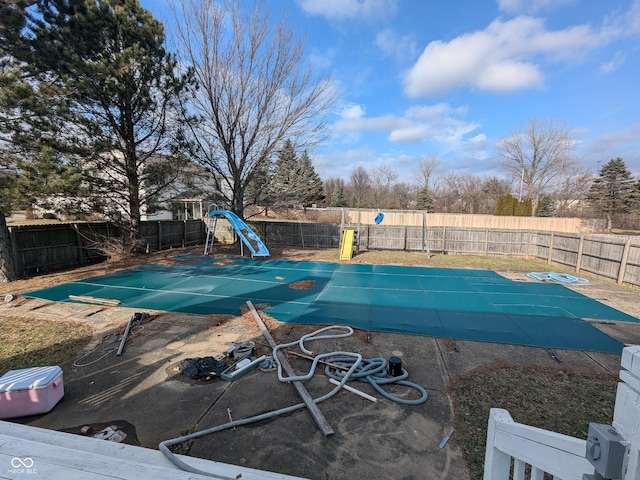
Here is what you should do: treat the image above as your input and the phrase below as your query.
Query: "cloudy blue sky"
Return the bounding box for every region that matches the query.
[145,0,640,183]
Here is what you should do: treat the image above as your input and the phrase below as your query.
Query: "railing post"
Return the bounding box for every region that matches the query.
[484,409,513,480]
[613,346,640,480]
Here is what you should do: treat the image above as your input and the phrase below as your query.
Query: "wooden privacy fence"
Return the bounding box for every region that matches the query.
[370,226,640,288]
[7,219,640,288]
[8,220,205,277]
[251,222,640,288]
[341,209,607,233]
[528,231,640,287]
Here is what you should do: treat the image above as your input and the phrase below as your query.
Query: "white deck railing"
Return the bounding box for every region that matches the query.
[484,345,640,480]
[484,408,592,480]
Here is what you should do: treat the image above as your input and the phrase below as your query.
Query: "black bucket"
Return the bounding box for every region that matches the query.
[388,356,402,376]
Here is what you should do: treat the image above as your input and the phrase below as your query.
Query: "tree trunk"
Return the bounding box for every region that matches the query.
[0,213,17,283]
[126,148,142,254]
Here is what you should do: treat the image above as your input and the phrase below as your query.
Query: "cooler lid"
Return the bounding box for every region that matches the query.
[0,366,62,392]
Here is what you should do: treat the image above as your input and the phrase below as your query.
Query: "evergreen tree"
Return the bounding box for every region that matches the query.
[0,1,32,281]
[495,194,532,216]
[515,198,533,217]
[296,150,324,207]
[495,194,516,215]
[16,147,83,217]
[587,158,636,230]
[330,181,347,207]
[415,187,435,212]
[7,0,192,251]
[536,196,555,217]
[265,141,324,208]
[267,139,298,208]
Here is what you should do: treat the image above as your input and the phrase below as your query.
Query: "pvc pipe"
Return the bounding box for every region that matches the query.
[116,314,136,356]
[329,378,377,403]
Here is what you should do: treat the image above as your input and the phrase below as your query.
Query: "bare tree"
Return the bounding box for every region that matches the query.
[415,154,440,191]
[496,117,577,215]
[348,165,372,208]
[481,176,512,214]
[371,164,398,209]
[390,182,416,210]
[440,173,485,214]
[552,168,593,217]
[171,0,335,218]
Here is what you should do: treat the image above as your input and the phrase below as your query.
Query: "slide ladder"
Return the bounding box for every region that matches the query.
[204,209,269,258]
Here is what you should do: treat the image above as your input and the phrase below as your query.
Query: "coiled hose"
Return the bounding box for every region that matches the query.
[324,357,428,405]
[159,324,428,478]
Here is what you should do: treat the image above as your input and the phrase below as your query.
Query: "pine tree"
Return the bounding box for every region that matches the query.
[16,146,83,217]
[330,181,347,207]
[296,150,325,207]
[267,139,298,208]
[536,196,555,217]
[7,0,192,251]
[587,158,636,230]
[415,187,435,212]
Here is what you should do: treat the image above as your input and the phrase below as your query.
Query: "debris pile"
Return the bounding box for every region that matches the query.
[178,357,228,381]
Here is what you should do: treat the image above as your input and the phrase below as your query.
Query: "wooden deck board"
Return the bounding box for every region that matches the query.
[0,421,307,480]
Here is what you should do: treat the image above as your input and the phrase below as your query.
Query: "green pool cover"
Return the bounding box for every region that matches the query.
[25,255,637,354]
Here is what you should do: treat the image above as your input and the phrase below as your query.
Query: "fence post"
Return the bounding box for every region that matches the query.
[441,226,446,253]
[157,221,162,251]
[357,210,361,254]
[617,239,632,285]
[547,232,555,265]
[576,234,585,273]
[484,228,489,256]
[72,223,85,265]
[7,225,20,279]
[422,214,426,253]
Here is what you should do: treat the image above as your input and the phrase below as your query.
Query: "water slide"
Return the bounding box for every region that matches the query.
[208,210,270,257]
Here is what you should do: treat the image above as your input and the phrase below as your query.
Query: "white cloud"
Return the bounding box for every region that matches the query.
[375,29,418,61]
[600,51,627,73]
[295,0,398,21]
[476,61,544,92]
[497,0,576,15]
[403,15,622,97]
[583,124,640,162]
[312,148,379,179]
[339,103,366,119]
[630,0,640,34]
[332,102,480,146]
